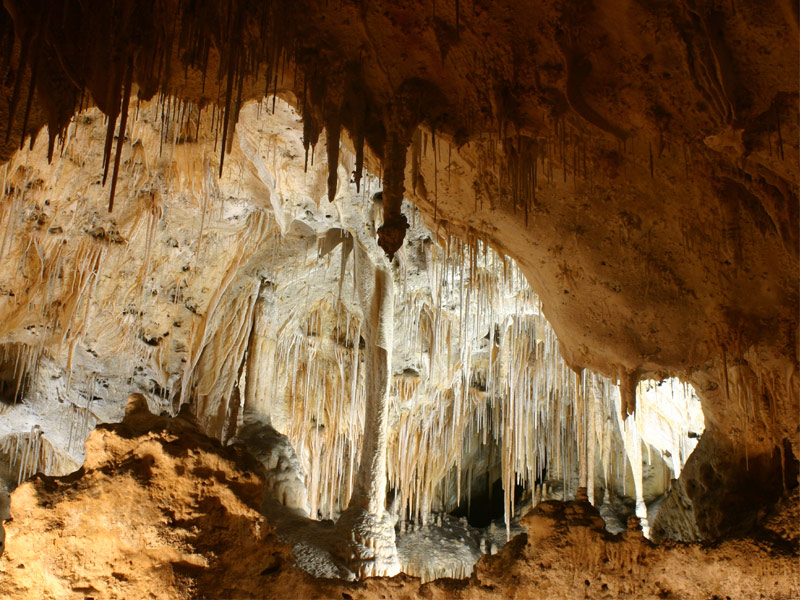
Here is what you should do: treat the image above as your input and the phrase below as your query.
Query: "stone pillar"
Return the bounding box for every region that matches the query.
[335,242,400,578]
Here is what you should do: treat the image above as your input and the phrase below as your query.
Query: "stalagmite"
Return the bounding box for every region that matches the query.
[334,241,400,578]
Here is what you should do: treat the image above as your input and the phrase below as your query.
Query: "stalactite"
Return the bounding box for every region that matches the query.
[18,18,42,153]
[303,111,321,174]
[774,105,784,160]
[325,114,341,203]
[101,64,124,187]
[504,135,538,225]
[4,26,31,143]
[619,369,638,418]
[411,129,421,194]
[108,58,134,212]
[218,45,237,177]
[377,133,409,259]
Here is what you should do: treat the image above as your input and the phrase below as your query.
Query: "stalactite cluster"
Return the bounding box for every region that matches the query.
[262,210,703,538]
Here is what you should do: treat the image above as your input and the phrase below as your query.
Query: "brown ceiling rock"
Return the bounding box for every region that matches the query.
[0,0,797,534]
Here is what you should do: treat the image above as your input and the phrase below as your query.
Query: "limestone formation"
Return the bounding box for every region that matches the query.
[0,0,796,596]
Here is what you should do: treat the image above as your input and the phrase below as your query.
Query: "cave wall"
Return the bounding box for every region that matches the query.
[0,0,796,535]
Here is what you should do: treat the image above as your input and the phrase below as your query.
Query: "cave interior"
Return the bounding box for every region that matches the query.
[0,1,796,598]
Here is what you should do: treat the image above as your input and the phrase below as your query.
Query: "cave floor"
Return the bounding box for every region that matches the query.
[0,405,796,600]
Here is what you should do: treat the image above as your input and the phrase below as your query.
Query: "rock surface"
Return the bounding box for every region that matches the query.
[0,1,796,534]
[0,3,796,588]
[0,403,796,599]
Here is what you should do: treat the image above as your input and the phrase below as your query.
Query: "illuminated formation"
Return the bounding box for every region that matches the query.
[0,97,705,578]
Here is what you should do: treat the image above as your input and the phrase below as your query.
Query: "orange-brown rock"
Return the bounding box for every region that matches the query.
[0,398,796,599]
[0,397,297,599]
